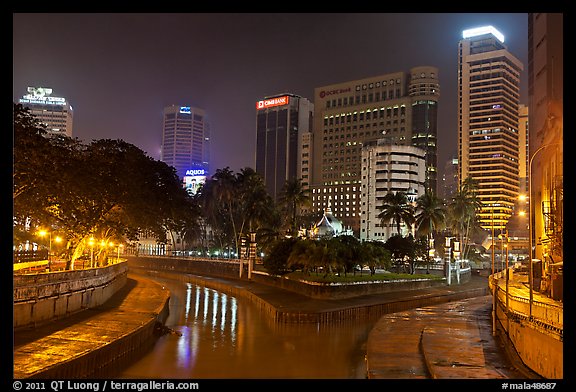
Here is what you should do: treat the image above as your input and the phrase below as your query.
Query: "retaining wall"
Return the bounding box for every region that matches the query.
[13,262,128,330]
[128,256,453,299]
[130,259,488,325]
[490,276,563,379]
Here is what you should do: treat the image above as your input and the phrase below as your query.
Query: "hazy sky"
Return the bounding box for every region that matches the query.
[13,13,529,177]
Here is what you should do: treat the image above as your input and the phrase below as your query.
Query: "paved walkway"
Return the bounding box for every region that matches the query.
[13,274,170,379]
[13,269,544,379]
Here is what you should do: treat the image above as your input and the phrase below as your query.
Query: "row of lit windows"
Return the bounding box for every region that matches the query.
[325,90,404,108]
[324,106,406,122]
[312,186,358,193]
[356,78,404,90]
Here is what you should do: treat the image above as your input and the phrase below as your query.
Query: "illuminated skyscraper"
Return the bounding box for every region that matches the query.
[310,67,440,235]
[18,87,73,138]
[255,94,314,201]
[458,26,523,231]
[161,105,210,179]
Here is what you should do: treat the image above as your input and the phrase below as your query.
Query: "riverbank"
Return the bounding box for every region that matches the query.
[14,262,499,380]
[13,274,170,379]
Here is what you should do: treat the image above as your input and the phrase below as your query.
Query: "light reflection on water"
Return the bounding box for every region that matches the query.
[119,275,373,379]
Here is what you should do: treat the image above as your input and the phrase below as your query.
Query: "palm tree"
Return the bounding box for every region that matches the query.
[235,167,276,253]
[377,191,415,236]
[415,191,447,273]
[448,177,482,260]
[277,178,310,236]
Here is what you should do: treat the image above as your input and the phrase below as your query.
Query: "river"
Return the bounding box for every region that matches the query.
[118,273,374,379]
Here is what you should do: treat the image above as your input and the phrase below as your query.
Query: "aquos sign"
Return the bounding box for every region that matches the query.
[185,168,206,176]
[256,95,290,110]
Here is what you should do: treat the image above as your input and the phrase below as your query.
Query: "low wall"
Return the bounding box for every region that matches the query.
[128,256,448,299]
[129,257,488,324]
[13,262,128,330]
[490,274,563,379]
[24,276,171,379]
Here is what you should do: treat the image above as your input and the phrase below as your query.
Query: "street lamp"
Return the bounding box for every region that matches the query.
[117,244,123,262]
[499,230,510,318]
[88,237,95,268]
[490,204,496,336]
[37,230,51,271]
[528,143,560,318]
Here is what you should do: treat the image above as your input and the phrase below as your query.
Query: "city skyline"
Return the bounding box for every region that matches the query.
[13,13,529,178]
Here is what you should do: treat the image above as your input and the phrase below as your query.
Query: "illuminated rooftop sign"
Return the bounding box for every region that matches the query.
[256,95,290,110]
[180,106,191,114]
[185,168,206,176]
[19,86,67,105]
[462,26,504,43]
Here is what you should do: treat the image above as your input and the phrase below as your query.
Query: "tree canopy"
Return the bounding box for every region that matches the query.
[13,103,199,268]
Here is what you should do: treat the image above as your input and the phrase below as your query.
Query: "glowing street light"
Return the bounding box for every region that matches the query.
[37,229,61,272]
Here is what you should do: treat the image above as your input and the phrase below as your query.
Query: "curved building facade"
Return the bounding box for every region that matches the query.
[360,143,426,242]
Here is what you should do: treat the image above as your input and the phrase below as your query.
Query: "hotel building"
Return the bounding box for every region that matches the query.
[457,26,524,232]
[255,94,314,201]
[18,87,73,138]
[161,105,210,179]
[360,143,426,242]
[310,66,440,235]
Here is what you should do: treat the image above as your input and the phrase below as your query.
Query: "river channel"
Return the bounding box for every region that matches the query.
[118,273,374,379]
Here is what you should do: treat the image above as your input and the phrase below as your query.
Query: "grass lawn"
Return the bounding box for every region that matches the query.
[284,270,444,284]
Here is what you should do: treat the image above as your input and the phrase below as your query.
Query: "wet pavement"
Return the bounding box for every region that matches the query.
[13,269,545,379]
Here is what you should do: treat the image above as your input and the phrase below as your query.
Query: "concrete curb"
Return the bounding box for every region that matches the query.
[13,274,170,379]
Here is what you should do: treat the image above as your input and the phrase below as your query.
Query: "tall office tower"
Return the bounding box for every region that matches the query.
[457,26,523,232]
[310,67,439,235]
[18,87,73,138]
[255,94,314,201]
[440,155,459,200]
[527,13,563,266]
[360,143,426,242]
[161,105,210,180]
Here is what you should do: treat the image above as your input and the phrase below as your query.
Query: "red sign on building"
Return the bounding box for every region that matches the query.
[256,95,290,110]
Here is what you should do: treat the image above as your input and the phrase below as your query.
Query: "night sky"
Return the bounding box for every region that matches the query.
[13,13,529,178]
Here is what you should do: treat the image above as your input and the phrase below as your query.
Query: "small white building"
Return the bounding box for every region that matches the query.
[310,200,353,239]
[360,141,426,242]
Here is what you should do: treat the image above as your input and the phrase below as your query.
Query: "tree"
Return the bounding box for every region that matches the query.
[447,177,482,260]
[360,241,392,275]
[235,167,276,244]
[414,191,446,273]
[377,191,415,236]
[277,178,310,236]
[384,234,416,273]
[263,237,298,275]
[13,110,200,269]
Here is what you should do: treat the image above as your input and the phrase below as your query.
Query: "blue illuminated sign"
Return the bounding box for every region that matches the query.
[179,106,191,114]
[186,168,206,176]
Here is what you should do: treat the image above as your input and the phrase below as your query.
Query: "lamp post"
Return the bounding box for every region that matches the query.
[499,230,510,312]
[89,237,95,268]
[528,143,560,318]
[38,230,52,272]
[490,204,496,336]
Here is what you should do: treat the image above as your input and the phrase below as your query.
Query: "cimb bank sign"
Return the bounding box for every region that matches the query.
[256,95,290,110]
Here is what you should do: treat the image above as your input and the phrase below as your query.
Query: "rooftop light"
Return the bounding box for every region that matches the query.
[462,25,505,43]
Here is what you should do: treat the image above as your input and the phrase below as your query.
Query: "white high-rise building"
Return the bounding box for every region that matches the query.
[360,142,426,242]
[18,87,73,138]
[161,105,210,179]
